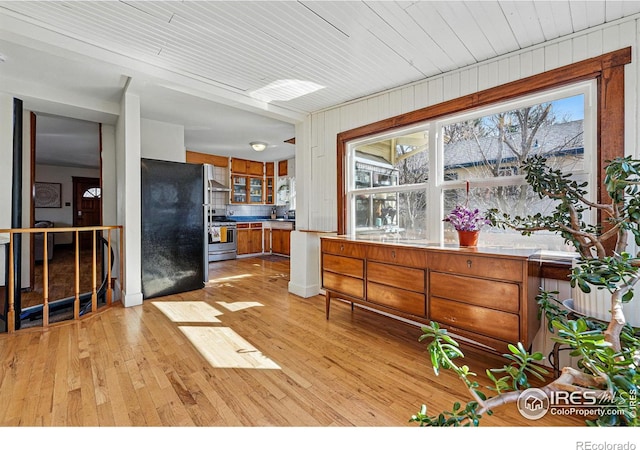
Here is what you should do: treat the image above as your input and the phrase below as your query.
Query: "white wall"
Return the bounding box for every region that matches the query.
[34,164,100,245]
[140,118,185,163]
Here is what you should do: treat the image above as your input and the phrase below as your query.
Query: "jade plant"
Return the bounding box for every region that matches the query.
[411,155,640,426]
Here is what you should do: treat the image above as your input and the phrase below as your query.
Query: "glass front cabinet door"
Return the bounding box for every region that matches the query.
[249,177,263,203]
[265,177,274,204]
[232,175,247,203]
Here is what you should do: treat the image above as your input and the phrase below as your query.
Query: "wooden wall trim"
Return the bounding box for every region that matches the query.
[336,47,632,236]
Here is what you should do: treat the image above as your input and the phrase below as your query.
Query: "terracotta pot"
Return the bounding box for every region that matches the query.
[457,230,479,247]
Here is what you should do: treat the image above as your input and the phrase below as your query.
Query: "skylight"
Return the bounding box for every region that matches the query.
[250,79,324,102]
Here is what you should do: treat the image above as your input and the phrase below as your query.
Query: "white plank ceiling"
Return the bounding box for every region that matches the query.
[1,1,640,164]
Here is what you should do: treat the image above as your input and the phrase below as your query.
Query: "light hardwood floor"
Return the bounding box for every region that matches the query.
[0,255,584,427]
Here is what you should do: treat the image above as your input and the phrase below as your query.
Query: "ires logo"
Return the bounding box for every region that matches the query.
[517,388,635,420]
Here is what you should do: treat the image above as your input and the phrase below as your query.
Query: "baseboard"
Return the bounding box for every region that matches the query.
[288,281,319,298]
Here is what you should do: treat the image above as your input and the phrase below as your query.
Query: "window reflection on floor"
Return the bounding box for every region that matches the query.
[152,301,223,323]
[217,301,263,312]
[180,326,280,369]
[151,300,278,370]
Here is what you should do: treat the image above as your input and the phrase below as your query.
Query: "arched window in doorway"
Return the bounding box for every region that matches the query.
[82,187,101,199]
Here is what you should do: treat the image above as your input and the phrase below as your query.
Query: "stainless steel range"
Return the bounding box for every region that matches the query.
[202,164,236,263]
[207,215,237,262]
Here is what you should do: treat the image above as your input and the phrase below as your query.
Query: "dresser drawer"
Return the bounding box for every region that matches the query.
[430,297,519,343]
[366,245,428,268]
[321,239,366,258]
[367,261,425,292]
[323,254,364,279]
[323,272,364,299]
[429,252,523,282]
[430,272,519,313]
[367,282,426,316]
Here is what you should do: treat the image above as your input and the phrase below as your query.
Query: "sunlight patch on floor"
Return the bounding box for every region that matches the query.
[216,301,263,312]
[152,301,223,323]
[207,273,253,283]
[180,326,280,369]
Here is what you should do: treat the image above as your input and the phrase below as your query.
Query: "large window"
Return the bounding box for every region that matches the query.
[338,48,630,257]
[346,82,596,251]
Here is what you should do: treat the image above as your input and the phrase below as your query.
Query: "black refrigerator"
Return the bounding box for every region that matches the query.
[141,158,205,299]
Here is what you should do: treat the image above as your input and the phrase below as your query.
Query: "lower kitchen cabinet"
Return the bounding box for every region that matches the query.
[271,229,291,256]
[237,223,263,255]
[320,236,541,354]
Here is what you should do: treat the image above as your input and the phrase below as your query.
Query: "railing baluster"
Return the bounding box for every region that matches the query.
[91,229,97,313]
[42,230,49,328]
[119,227,124,294]
[106,229,112,306]
[7,233,15,333]
[74,230,80,320]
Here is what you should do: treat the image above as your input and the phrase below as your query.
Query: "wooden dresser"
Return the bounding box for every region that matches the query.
[321,236,541,354]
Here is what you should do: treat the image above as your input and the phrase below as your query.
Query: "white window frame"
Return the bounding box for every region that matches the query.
[346,80,596,248]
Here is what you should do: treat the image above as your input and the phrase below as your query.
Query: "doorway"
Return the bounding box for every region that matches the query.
[73,177,102,248]
[22,114,102,325]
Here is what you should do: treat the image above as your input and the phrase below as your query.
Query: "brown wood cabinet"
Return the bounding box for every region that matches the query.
[321,236,541,354]
[265,162,275,177]
[186,151,229,167]
[271,229,291,256]
[278,160,288,177]
[321,240,365,301]
[230,158,272,204]
[237,223,263,255]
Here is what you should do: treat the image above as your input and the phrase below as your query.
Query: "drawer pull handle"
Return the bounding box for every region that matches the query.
[340,244,344,251]
[391,250,396,259]
[467,259,472,268]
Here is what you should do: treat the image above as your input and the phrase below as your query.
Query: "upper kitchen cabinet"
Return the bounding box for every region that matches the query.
[276,158,295,208]
[278,160,288,177]
[278,158,295,178]
[186,150,229,168]
[230,157,272,204]
[231,157,265,176]
[265,162,275,204]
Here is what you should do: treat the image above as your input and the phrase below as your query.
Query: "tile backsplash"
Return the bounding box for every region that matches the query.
[210,166,229,208]
[226,204,292,218]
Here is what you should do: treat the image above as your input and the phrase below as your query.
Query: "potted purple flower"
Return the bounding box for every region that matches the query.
[443,204,490,246]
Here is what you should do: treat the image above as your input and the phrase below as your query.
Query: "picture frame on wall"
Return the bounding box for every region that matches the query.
[34,182,62,208]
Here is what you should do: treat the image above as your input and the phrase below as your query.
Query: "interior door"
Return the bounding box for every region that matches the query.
[73,177,101,248]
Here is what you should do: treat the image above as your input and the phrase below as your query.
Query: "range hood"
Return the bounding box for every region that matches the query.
[205,163,230,191]
[208,179,230,192]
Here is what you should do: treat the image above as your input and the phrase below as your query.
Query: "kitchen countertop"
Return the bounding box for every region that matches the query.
[231,216,296,223]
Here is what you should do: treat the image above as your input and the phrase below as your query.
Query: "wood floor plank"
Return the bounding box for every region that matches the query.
[0,256,587,427]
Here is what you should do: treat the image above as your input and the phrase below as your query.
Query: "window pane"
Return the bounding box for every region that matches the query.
[82,187,101,198]
[354,129,429,189]
[443,95,585,182]
[443,183,586,252]
[355,190,427,240]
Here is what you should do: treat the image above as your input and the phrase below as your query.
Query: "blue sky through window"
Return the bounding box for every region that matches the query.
[552,94,584,121]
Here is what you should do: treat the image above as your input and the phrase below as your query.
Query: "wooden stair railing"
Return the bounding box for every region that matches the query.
[0,225,123,332]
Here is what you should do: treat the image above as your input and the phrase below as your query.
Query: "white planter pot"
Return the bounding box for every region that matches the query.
[571,260,640,327]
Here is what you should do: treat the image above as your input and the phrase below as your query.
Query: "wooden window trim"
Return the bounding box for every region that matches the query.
[337,47,632,259]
